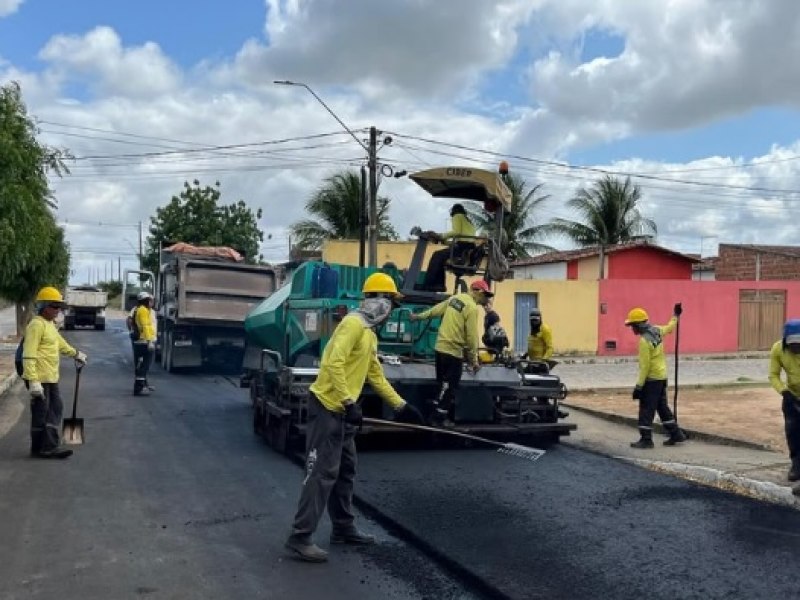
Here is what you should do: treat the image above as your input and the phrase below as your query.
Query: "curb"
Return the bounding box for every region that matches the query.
[557,352,770,365]
[563,403,773,452]
[620,457,800,510]
[0,372,18,399]
[568,381,769,394]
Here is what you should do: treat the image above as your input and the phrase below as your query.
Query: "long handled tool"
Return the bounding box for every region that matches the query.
[62,364,85,445]
[362,417,545,462]
[673,304,681,422]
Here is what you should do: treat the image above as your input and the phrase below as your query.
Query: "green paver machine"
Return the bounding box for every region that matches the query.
[243,166,575,453]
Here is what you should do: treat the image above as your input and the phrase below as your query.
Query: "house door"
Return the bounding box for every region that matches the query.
[738,289,786,351]
[514,293,538,354]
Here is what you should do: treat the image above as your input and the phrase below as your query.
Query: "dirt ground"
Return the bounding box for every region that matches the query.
[566,385,788,453]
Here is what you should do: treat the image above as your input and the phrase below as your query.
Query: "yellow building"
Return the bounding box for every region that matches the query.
[322,240,598,354]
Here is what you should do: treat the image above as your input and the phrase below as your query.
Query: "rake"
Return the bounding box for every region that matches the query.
[362,417,546,463]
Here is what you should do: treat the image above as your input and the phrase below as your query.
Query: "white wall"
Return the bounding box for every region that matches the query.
[512,262,568,280]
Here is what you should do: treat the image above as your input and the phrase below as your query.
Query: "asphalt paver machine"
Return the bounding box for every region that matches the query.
[244,165,575,453]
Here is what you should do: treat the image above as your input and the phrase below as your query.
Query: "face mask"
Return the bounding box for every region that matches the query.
[357,297,393,328]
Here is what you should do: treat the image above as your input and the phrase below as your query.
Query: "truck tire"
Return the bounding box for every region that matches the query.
[94,324,105,331]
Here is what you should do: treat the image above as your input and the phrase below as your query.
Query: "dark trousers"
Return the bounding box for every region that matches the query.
[782,395,800,468]
[133,343,153,393]
[422,242,474,291]
[290,393,357,541]
[435,351,464,415]
[30,383,63,454]
[636,379,678,440]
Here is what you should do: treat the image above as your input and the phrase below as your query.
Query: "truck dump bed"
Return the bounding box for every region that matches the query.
[65,287,108,308]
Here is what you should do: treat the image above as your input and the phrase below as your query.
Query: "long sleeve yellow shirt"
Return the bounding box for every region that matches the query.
[769,341,800,396]
[527,324,554,360]
[134,306,156,342]
[310,314,405,413]
[22,316,77,383]
[636,317,677,386]
[416,293,479,363]
[440,214,476,242]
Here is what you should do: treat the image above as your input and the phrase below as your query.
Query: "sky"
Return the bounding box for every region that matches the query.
[4,0,800,284]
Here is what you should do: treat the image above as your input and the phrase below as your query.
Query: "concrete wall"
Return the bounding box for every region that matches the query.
[513,262,568,280]
[575,256,603,280]
[598,279,800,355]
[609,247,693,279]
[493,279,598,354]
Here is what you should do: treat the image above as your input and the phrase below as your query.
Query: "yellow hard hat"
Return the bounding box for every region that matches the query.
[625,307,649,325]
[35,286,64,304]
[362,272,401,297]
[478,349,495,364]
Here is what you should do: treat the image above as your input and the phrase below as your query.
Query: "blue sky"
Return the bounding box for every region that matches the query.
[2,0,800,280]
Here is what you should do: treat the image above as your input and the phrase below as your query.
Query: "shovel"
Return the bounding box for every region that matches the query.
[62,364,85,445]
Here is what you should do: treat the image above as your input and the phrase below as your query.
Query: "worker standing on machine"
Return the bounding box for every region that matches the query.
[625,305,687,449]
[420,203,477,292]
[768,318,800,482]
[285,273,424,563]
[411,280,494,423]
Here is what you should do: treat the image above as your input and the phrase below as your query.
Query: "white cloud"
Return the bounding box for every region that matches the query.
[0,0,23,17]
[39,26,181,98]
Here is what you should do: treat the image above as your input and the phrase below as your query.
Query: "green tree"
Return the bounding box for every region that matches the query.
[466,175,556,261]
[143,180,264,273]
[545,175,657,278]
[289,171,398,252]
[0,81,71,335]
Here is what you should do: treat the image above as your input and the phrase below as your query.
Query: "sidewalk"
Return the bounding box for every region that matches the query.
[563,385,800,508]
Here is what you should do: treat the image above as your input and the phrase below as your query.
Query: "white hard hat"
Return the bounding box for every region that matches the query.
[137,291,152,301]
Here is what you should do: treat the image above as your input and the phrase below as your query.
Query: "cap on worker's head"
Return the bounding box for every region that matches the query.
[784,319,800,344]
[529,308,542,319]
[35,286,63,305]
[450,203,466,216]
[470,280,494,297]
[137,291,152,301]
[362,272,401,298]
[625,307,649,325]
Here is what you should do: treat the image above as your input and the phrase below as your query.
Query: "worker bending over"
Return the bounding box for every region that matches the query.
[625,304,687,449]
[768,319,800,482]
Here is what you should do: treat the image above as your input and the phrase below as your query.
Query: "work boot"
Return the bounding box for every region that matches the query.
[788,464,800,482]
[330,528,376,545]
[557,409,570,419]
[37,447,73,459]
[663,428,687,446]
[133,387,151,397]
[630,438,654,449]
[284,536,328,563]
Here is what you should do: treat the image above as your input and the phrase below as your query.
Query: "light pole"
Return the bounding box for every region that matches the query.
[274,80,378,266]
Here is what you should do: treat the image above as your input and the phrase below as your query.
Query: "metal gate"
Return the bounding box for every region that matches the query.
[514,293,538,354]
[738,289,786,351]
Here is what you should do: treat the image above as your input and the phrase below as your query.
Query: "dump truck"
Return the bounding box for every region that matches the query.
[63,286,108,330]
[154,244,278,372]
[244,165,575,454]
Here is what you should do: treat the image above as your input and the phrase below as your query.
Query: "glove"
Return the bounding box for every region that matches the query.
[74,350,87,366]
[343,402,363,427]
[674,303,683,317]
[395,403,424,424]
[29,381,44,399]
[632,386,643,400]
[147,341,156,352]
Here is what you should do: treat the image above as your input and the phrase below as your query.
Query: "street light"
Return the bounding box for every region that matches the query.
[274,80,378,267]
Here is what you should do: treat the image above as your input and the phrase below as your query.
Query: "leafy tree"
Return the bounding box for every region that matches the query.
[466,175,556,261]
[544,175,657,278]
[289,171,398,252]
[96,280,123,298]
[143,180,264,273]
[0,81,71,335]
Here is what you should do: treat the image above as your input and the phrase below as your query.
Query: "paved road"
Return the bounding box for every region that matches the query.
[2,321,798,600]
[0,322,475,600]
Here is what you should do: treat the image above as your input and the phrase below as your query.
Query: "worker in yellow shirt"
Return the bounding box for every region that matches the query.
[285,273,423,563]
[768,318,800,482]
[421,203,477,292]
[132,292,156,396]
[22,287,87,459]
[625,304,687,449]
[525,308,553,363]
[411,280,493,423]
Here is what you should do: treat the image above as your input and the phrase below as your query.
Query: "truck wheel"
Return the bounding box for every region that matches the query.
[94,324,105,331]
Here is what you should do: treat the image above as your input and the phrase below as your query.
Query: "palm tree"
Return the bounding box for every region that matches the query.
[466,174,556,261]
[289,171,398,251]
[545,175,657,279]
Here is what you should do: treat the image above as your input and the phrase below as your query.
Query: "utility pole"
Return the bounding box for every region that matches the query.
[138,221,143,270]
[118,257,121,282]
[359,165,367,268]
[368,127,378,267]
